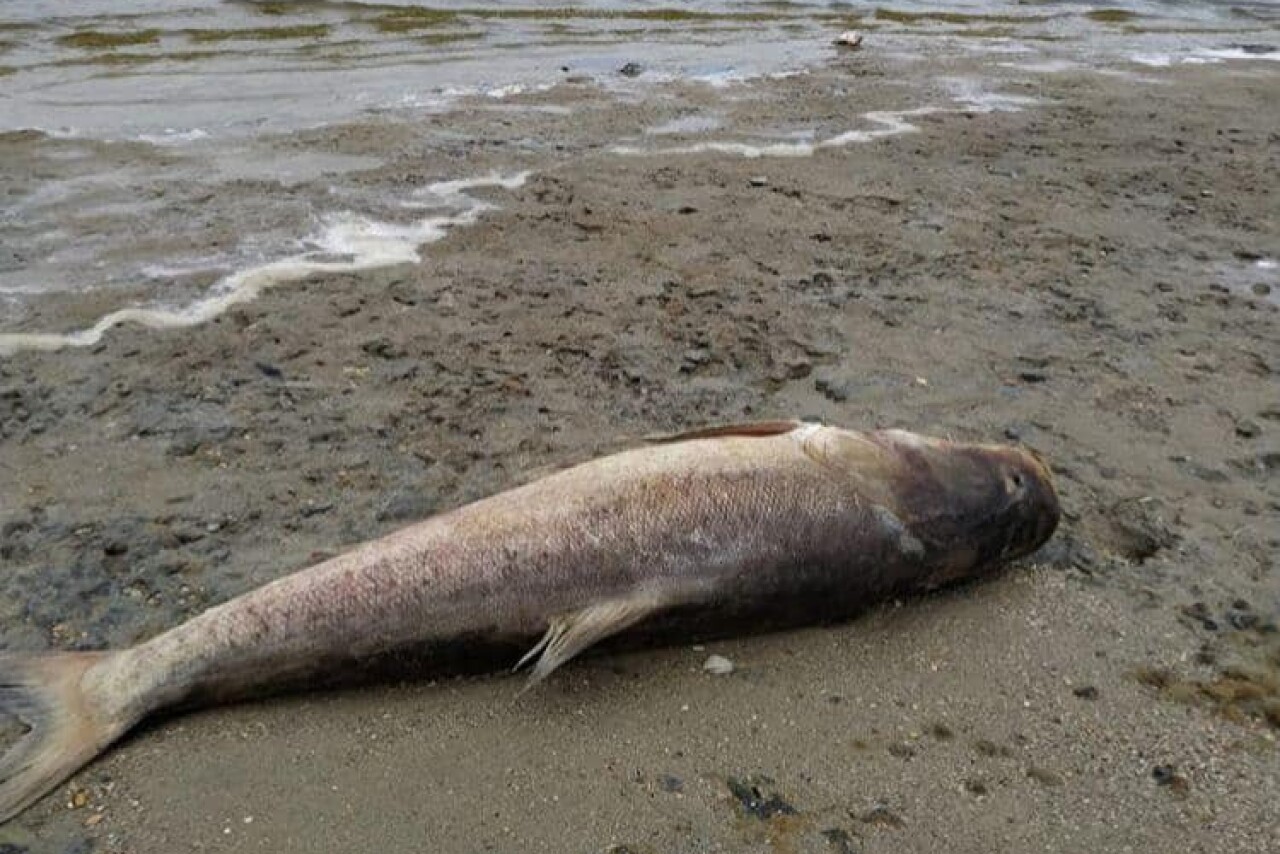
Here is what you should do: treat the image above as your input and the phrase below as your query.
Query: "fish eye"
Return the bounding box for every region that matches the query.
[1004,469,1026,494]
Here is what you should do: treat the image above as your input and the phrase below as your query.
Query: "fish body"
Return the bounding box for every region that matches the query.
[0,421,1059,822]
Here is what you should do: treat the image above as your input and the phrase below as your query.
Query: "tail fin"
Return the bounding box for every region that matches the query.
[0,651,131,824]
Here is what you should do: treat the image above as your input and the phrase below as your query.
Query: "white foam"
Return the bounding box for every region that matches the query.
[1198,46,1280,62]
[998,59,1080,73]
[1131,46,1279,67]
[612,90,1034,159]
[0,172,530,357]
[136,128,210,146]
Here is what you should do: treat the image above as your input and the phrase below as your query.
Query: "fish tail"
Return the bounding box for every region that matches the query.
[0,651,132,824]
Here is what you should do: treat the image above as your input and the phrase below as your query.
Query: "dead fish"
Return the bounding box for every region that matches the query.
[0,420,1058,822]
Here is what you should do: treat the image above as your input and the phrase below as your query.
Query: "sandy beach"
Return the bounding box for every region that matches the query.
[1,36,1277,854]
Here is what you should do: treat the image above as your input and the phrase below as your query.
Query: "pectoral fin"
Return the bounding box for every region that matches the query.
[515,592,664,689]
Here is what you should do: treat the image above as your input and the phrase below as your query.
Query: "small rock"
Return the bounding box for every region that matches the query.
[859,805,905,827]
[887,742,915,759]
[300,501,334,518]
[361,337,407,360]
[618,61,643,77]
[1235,419,1261,438]
[659,774,684,793]
[1225,607,1259,631]
[749,176,769,188]
[102,539,128,557]
[1072,685,1099,700]
[1252,283,1272,296]
[833,31,863,49]
[1180,601,1219,632]
[815,375,853,402]
[254,361,283,380]
[680,348,712,372]
[1026,766,1063,787]
[822,827,857,854]
[784,357,813,380]
[1151,764,1177,785]
[726,776,797,820]
[703,654,735,675]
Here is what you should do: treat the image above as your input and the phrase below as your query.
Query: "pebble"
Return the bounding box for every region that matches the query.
[749,176,769,187]
[1072,685,1100,700]
[833,31,864,49]
[703,654,735,675]
[1234,418,1260,438]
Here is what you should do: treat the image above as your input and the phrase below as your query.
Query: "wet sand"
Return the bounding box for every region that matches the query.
[1,52,1278,853]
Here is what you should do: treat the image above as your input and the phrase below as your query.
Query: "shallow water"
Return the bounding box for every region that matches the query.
[0,0,1276,352]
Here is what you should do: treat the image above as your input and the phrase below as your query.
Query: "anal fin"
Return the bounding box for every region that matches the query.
[515,592,664,689]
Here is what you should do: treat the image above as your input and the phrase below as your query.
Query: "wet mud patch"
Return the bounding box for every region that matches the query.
[1135,622,1280,729]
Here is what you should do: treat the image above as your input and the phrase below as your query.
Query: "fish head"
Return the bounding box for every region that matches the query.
[842,429,1061,586]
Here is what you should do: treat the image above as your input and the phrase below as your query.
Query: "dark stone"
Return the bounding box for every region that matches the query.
[301,501,334,518]
[1072,685,1099,700]
[618,62,643,77]
[658,774,683,793]
[254,361,284,379]
[1235,419,1261,438]
[822,827,858,853]
[815,375,852,402]
[102,539,128,556]
[361,337,407,360]
[680,348,712,372]
[858,805,905,827]
[1226,608,1259,631]
[1180,602,1220,632]
[726,776,797,820]
[1152,764,1176,785]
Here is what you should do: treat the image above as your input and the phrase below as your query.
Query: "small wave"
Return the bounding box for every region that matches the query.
[0,172,529,357]
[611,90,1036,159]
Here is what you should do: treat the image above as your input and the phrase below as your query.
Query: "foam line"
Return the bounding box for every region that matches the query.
[611,95,1033,159]
[0,172,529,357]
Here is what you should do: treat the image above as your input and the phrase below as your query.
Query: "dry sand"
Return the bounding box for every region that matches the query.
[1,51,1277,853]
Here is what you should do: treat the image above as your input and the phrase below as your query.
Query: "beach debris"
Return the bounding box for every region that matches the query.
[726,776,797,819]
[618,62,643,77]
[833,31,864,49]
[703,654,735,675]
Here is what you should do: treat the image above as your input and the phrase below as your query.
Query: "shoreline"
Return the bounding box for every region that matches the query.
[1,54,1278,854]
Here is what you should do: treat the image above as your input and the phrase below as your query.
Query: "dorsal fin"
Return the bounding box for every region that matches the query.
[644,419,807,445]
